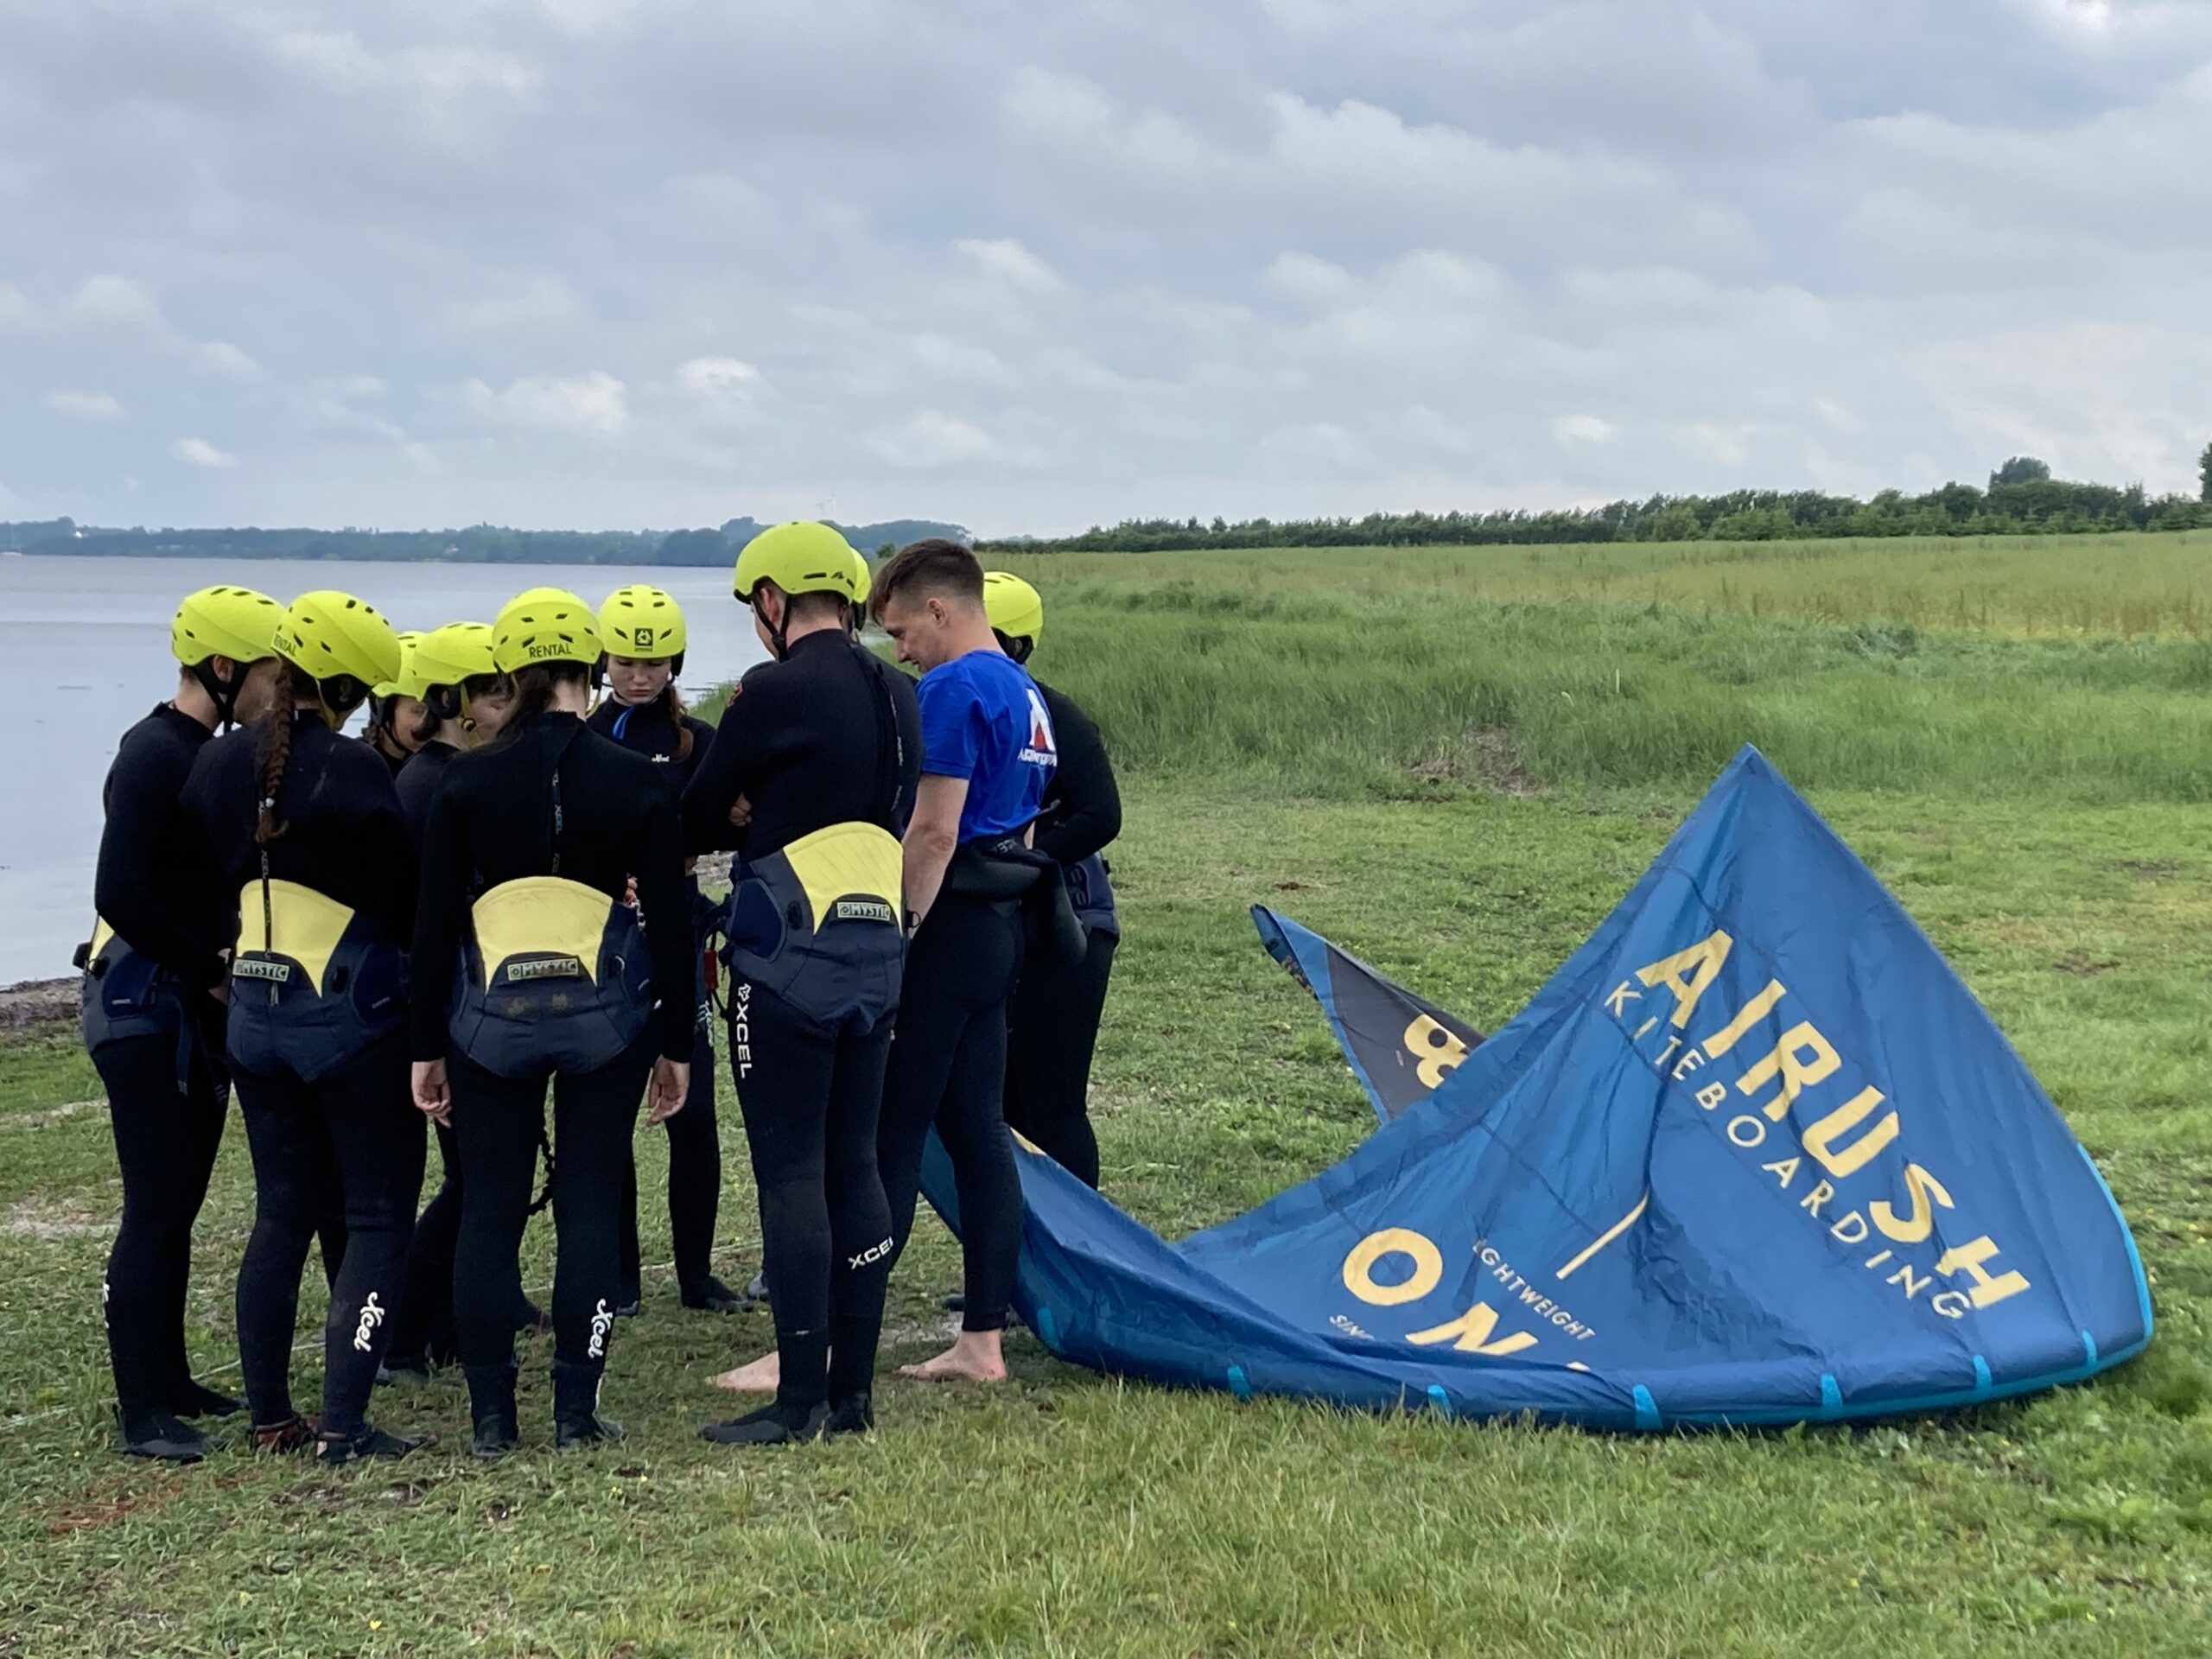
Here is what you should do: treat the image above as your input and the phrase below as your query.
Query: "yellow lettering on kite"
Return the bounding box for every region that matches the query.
[1633,930,1733,1028]
[1871,1163,1955,1244]
[1802,1085,1901,1179]
[1407,1301,1541,1357]
[1935,1236,2031,1310]
[1404,1015,1470,1090]
[1738,1021,1842,1120]
[1701,978,1788,1058]
[1342,1229,1444,1307]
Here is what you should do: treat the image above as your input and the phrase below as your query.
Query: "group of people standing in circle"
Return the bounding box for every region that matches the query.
[82,528,1121,1465]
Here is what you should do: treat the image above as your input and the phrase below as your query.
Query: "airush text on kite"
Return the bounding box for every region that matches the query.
[1611,925,2029,1324]
[1332,923,2033,1367]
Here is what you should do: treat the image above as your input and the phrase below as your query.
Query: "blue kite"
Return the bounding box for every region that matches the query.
[924,746,2152,1427]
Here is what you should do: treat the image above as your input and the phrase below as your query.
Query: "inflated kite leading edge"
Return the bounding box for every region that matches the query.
[923,745,2152,1429]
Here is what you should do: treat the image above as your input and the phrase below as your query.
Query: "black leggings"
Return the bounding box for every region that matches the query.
[618,1014,719,1294]
[94,1022,229,1414]
[877,895,1024,1334]
[232,1028,423,1437]
[731,982,895,1395]
[449,1034,651,1374]
[1003,927,1117,1189]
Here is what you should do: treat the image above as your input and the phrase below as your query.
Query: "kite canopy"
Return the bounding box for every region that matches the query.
[925,746,2151,1428]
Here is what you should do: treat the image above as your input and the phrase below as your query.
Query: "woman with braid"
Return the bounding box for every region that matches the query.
[181,591,427,1465]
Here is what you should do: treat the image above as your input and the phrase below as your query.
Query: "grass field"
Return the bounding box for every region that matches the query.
[4,532,2210,1656]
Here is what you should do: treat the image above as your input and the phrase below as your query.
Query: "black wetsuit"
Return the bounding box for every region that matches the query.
[1002,683,1122,1188]
[587,695,724,1307]
[86,704,233,1434]
[683,630,921,1420]
[411,709,691,1417]
[181,710,423,1440]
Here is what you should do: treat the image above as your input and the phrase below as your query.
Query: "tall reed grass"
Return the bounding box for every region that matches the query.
[996,542,2212,803]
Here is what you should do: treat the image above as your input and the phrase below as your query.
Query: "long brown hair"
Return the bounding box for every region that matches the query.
[253,663,321,845]
[500,662,592,734]
[654,681,696,763]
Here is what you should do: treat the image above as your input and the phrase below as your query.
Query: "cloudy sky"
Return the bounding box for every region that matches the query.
[2,0,2208,537]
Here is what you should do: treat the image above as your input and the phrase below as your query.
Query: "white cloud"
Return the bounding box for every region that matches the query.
[676,356,762,397]
[3,1,2211,531]
[466,371,628,435]
[171,436,238,469]
[196,340,262,379]
[956,238,1064,296]
[46,391,125,422]
[868,410,997,469]
[65,274,167,331]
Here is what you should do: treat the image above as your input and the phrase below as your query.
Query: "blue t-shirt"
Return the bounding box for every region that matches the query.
[916,649,1058,842]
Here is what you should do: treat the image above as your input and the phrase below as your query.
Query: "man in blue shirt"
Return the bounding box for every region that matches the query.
[871,538,1056,1384]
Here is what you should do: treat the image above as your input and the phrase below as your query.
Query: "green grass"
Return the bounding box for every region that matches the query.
[5,534,2211,1656]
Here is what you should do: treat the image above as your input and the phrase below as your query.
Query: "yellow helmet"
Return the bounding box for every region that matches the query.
[734,521,861,603]
[404,622,498,699]
[982,572,1044,646]
[276,591,403,697]
[374,632,423,700]
[171,585,283,667]
[849,546,874,607]
[598,584,688,664]
[493,587,601,673]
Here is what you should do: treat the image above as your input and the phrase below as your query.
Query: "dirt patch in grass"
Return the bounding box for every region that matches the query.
[1406,727,1539,797]
[2055,950,2123,976]
[0,1098,103,1133]
[2,1194,112,1240]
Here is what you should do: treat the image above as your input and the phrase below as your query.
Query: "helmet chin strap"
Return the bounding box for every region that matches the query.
[749,592,791,661]
[189,660,243,731]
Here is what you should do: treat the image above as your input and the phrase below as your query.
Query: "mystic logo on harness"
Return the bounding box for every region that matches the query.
[232,958,291,983]
[502,956,585,983]
[832,899,897,925]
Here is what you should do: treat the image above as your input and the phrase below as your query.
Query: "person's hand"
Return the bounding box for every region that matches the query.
[646,1057,689,1123]
[209,950,232,1005]
[412,1058,451,1125]
[622,875,639,907]
[727,793,753,829]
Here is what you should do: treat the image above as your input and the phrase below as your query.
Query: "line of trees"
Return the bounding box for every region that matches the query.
[978,454,2212,555]
[0,515,969,564]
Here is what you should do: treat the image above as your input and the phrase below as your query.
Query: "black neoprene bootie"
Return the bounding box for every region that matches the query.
[315,1425,430,1466]
[118,1408,211,1462]
[680,1274,744,1313]
[700,1399,828,1445]
[169,1378,245,1419]
[551,1359,622,1450]
[701,1330,828,1446]
[823,1392,875,1438]
[466,1363,520,1460]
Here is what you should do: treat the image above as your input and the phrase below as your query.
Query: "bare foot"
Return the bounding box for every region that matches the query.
[899,1329,1007,1383]
[708,1351,781,1393]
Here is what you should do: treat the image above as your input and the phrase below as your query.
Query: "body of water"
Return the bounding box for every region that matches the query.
[0,555,769,985]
